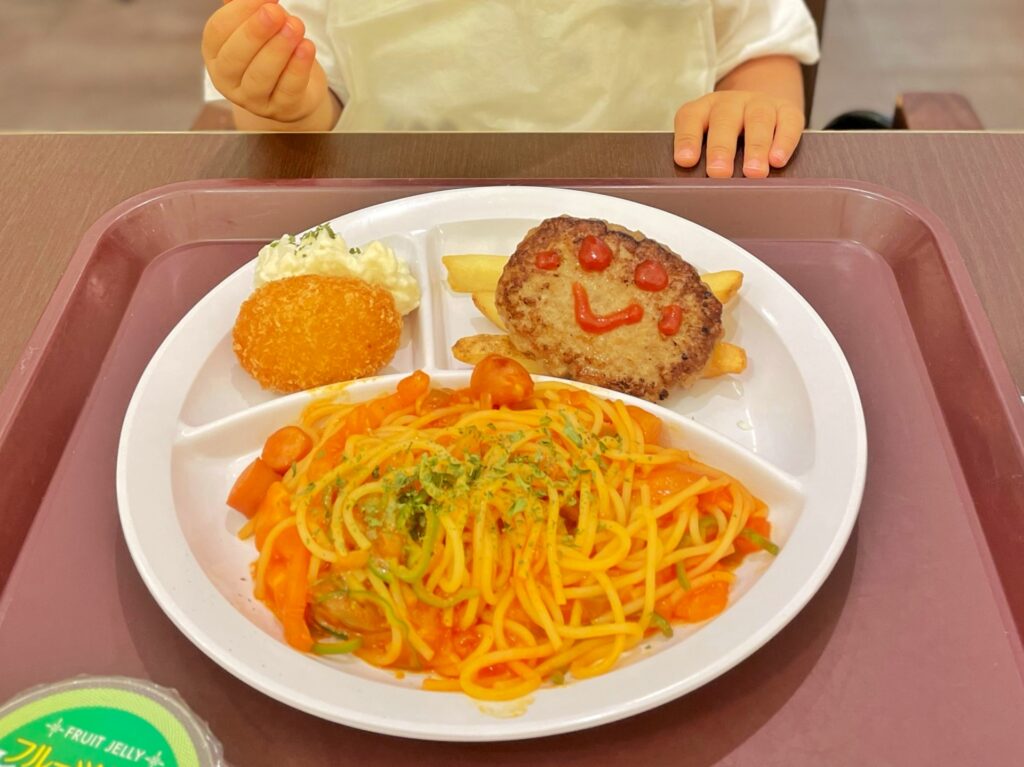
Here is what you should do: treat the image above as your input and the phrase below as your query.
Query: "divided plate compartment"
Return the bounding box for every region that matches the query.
[119,186,861,740]
[1,180,1023,765]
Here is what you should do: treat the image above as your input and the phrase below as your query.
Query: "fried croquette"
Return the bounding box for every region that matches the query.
[233,275,402,392]
[495,216,723,401]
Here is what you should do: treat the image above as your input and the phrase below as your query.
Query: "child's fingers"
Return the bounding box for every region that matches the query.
[270,40,317,111]
[769,103,806,168]
[741,99,776,179]
[704,99,744,178]
[215,3,288,86]
[673,98,712,168]
[239,16,304,105]
[202,0,278,61]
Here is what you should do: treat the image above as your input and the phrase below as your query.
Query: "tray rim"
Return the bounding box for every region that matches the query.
[2,176,1021,625]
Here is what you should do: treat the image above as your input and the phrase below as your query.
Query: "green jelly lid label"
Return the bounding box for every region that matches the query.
[0,688,200,767]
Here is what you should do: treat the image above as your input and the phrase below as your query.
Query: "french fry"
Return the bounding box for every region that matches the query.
[471,291,507,331]
[701,270,743,304]
[442,255,508,293]
[451,334,544,373]
[455,335,746,382]
[702,342,747,378]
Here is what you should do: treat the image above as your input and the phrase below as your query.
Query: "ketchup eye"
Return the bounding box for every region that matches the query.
[578,236,613,272]
[534,250,560,270]
[658,305,684,336]
[634,259,669,291]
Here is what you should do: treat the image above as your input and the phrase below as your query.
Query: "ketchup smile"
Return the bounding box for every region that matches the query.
[572,283,643,334]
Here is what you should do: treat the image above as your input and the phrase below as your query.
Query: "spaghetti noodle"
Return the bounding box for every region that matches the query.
[229,355,778,700]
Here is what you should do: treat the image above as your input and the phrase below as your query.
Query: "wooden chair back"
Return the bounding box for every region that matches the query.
[803,0,827,119]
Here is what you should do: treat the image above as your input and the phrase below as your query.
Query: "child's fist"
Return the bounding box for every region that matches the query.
[674,91,806,178]
[202,0,328,124]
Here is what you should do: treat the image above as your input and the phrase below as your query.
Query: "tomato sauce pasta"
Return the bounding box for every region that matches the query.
[228,356,778,701]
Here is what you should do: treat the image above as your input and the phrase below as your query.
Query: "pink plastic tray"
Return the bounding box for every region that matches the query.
[2,180,1023,766]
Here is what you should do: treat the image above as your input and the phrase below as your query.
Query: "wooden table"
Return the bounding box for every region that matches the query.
[2,131,1023,392]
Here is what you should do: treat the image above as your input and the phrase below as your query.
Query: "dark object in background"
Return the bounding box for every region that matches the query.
[824,110,893,130]
[825,93,984,131]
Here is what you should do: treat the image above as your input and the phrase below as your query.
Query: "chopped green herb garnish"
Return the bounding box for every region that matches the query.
[562,419,584,448]
[513,473,533,494]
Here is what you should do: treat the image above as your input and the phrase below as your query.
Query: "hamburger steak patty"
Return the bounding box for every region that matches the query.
[495,216,723,401]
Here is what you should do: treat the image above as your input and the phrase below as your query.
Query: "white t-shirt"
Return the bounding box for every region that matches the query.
[205,0,819,131]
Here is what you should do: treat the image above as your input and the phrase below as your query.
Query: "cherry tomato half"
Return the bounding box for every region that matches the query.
[469,355,535,408]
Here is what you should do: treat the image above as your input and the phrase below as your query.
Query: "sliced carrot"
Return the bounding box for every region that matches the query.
[373,530,404,559]
[420,388,453,413]
[253,482,291,549]
[397,369,430,405]
[275,525,306,558]
[261,426,314,474]
[565,390,590,408]
[734,516,772,555]
[625,405,662,444]
[674,581,729,623]
[227,458,281,518]
[263,561,288,609]
[280,544,313,652]
[644,463,701,500]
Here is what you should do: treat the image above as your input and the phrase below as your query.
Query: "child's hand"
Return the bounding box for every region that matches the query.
[202,0,329,125]
[673,91,806,179]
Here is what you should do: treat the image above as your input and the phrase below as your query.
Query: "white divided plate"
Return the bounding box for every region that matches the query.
[117,186,866,741]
